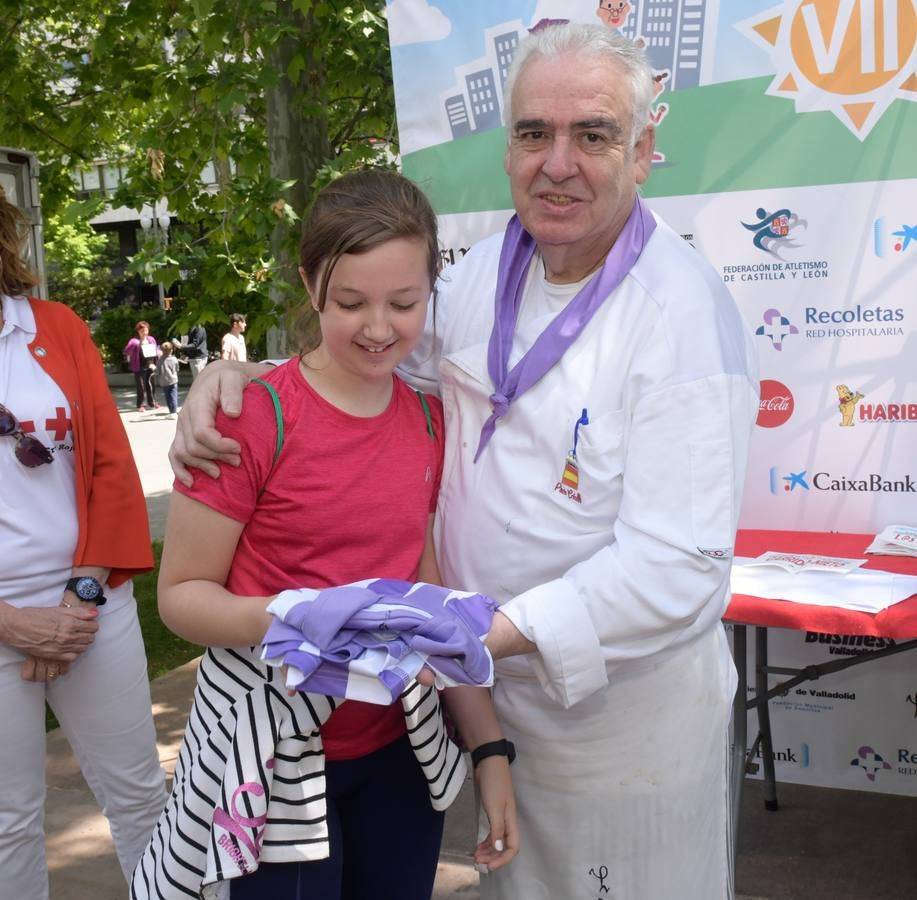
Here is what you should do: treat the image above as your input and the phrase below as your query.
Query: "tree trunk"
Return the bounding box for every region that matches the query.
[265,7,330,357]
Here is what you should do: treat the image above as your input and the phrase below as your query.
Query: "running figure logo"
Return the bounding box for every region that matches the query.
[742,206,807,255]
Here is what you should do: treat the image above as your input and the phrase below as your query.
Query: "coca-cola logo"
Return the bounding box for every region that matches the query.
[757,379,794,427]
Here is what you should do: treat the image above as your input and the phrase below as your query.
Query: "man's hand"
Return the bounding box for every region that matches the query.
[1,605,98,661]
[170,360,271,486]
[484,610,536,661]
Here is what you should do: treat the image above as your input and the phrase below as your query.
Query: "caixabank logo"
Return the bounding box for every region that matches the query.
[741,1,917,140]
[770,467,915,494]
[874,217,917,257]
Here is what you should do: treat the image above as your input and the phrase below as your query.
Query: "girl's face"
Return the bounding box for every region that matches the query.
[137,325,149,339]
[302,237,432,386]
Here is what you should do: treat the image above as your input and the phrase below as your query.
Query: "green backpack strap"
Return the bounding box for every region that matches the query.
[415,390,435,439]
[251,378,284,494]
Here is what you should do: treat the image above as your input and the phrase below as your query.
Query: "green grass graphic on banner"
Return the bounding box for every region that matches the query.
[402,77,917,215]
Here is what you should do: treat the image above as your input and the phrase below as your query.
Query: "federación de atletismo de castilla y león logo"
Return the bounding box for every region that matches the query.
[742,206,808,255]
[740,0,917,140]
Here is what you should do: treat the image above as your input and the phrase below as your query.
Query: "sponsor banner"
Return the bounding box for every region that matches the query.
[389,1,917,795]
[729,626,917,797]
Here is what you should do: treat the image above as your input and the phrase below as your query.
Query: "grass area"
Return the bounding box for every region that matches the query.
[46,541,200,730]
[135,541,202,679]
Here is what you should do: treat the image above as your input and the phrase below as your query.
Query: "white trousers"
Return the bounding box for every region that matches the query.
[187,357,207,381]
[483,625,737,900]
[0,597,167,900]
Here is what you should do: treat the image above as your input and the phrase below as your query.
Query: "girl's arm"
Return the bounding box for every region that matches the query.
[417,514,441,584]
[421,517,519,870]
[441,687,519,871]
[158,492,273,646]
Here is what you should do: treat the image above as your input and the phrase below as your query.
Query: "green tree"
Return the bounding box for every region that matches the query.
[44,212,119,321]
[0,0,396,348]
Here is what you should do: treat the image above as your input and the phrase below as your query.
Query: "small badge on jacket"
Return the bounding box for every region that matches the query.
[554,408,589,504]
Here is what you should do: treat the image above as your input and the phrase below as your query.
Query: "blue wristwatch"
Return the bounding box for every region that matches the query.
[65,576,107,606]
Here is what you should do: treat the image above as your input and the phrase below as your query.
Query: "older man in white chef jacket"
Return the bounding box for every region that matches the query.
[170,23,758,900]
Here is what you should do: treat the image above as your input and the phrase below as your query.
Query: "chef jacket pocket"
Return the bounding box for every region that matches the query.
[566,409,627,510]
[688,440,734,557]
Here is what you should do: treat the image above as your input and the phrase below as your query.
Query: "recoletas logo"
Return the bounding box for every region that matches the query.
[850,745,891,782]
[755,308,799,351]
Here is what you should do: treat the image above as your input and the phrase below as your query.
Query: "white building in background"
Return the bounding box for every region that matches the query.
[617,0,720,89]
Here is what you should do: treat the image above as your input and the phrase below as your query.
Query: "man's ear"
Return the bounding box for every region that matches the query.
[633,124,655,185]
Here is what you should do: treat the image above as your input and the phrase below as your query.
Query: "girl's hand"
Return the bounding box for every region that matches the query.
[473,756,519,872]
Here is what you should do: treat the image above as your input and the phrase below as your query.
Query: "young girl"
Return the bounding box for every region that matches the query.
[132,170,517,899]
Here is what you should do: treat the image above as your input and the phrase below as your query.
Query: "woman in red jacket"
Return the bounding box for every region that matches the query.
[0,188,166,898]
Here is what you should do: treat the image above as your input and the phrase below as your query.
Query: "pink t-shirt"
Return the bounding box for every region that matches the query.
[176,359,444,759]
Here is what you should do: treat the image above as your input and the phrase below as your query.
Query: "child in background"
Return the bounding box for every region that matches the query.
[132,170,518,900]
[154,342,180,415]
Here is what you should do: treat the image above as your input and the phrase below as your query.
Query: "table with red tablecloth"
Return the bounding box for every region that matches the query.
[723,530,917,856]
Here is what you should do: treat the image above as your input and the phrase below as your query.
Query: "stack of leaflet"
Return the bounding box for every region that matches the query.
[865,525,917,557]
[730,551,917,613]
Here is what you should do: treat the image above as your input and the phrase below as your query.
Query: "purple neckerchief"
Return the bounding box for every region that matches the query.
[474,195,656,461]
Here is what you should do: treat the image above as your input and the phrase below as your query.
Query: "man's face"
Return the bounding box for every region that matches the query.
[233,319,246,334]
[504,53,653,280]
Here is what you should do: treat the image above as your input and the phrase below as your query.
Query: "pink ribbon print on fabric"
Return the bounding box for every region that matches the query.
[212,759,274,875]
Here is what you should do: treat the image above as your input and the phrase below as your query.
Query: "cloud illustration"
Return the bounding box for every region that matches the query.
[386,0,452,47]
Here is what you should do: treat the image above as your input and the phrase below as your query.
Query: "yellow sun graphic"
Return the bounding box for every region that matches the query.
[739,0,917,139]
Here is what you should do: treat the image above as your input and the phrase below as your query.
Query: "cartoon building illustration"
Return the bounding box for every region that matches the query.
[444,94,472,139]
[440,20,525,140]
[616,0,719,90]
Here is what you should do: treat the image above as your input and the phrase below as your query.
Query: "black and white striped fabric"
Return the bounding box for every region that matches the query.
[131,646,466,899]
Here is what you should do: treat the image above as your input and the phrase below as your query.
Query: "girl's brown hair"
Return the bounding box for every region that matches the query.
[299,169,441,316]
[0,187,39,297]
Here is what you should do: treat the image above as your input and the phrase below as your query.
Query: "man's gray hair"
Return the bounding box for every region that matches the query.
[503,23,654,146]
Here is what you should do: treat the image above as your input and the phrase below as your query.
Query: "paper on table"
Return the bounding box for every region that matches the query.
[744,552,866,574]
[866,525,917,557]
[730,557,917,613]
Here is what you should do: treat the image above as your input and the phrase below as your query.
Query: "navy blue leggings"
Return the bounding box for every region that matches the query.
[231,734,445,900]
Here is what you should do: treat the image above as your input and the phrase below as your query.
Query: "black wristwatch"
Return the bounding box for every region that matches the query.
[65,576,107,606]
[471,739,516,769]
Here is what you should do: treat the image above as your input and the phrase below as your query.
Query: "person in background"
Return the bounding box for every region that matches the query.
[169,23,759,900]
[123,320,159,411]
[155,341,180,416]
[0,187,167,898]
[180,322,208,380]
[220,312,247,361]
